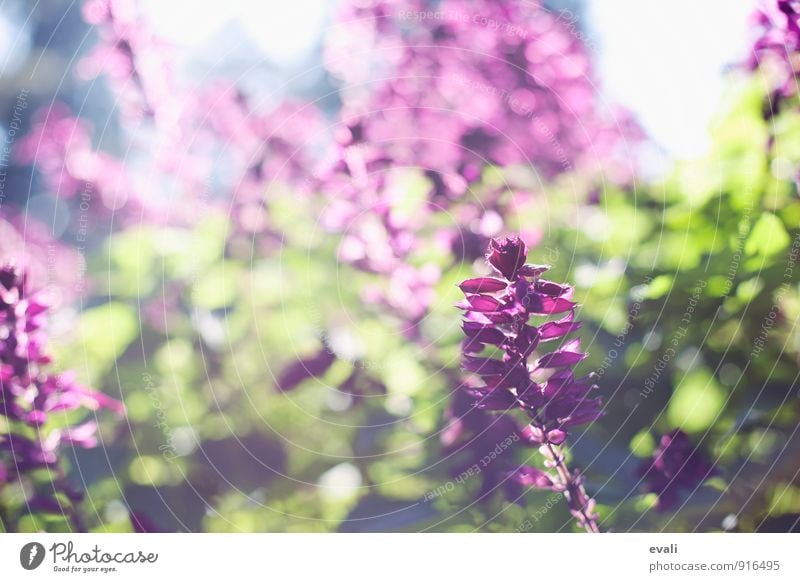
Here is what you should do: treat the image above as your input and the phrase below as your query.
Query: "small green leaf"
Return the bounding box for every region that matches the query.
[643,275,674,299]
[630,430,656,458]
[668,369,726,433]
[745,213,790,257]
[191,264,239,309]
[72,302,138,376]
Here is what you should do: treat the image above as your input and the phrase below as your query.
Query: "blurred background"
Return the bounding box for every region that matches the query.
[2,0,799,533]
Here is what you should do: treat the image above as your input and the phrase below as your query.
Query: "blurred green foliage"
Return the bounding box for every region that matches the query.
[29,72,800,533]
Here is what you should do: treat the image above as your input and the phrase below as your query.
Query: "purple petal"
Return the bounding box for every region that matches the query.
[459,294,504,312]
[479,311,514,324]
[59,421,100,448]
[515,325,540,356]
[518,264,550,277]
[536,350,587,368]
[535,280,572,297]
[532,296,576,315]
[486,236,528,280]
[546,429,567,445]
[509,465,554,488]
[0,364,12,381]
[521,424,546,445]
[459,277,507,294]
[539,320,582,340]
[462,356,506,376]
[466,388,517,410]
[559,400,605,427]
[462,322,507,345]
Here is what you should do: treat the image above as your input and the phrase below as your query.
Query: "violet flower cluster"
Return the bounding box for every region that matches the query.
[639,430,716,512]
[748,0,800,109]
[457,236,602,532]
[16,104,138,216]
[14,0,327,233]
[0,266,122,529]
[318,0,641,327]
[0,212,86,304]
[326,0,640,184]
[81,0,176,121]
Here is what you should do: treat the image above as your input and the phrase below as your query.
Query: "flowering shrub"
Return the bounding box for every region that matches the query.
[313,0,642,329]
[326,0,640,182]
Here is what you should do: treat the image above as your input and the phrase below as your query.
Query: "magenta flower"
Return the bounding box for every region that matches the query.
[80,0,175,121]
[0,212,86,304]
[457,236,602,532]
[748,1,800,109]
[15,104,139,216]
[640,430,716,511]
[326,0,641,184]
[0,265,122,529]
[317,0,642,327]
[485,235,529,281]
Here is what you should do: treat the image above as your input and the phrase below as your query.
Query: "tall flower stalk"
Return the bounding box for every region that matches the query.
[0,265,122,531]
[457,236,602,532]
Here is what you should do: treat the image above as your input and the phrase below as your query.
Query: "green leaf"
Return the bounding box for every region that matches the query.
[191,264,239,309]
[68,303,138,380]
[380,349,427,397]
[736,277,764,303]
[630,430,656,458]
[668,368,726,433]
[745,213,790,257]
[643,275,674,299]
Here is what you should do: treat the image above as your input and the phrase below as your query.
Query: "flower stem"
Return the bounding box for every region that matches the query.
[543,441,600,533]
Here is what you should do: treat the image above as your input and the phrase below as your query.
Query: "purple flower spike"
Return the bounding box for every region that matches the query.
[457,236,602,532]
[640,430,716,511]
[748,1,800,109]
[486,236,528,281]
[0,265,123,530]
